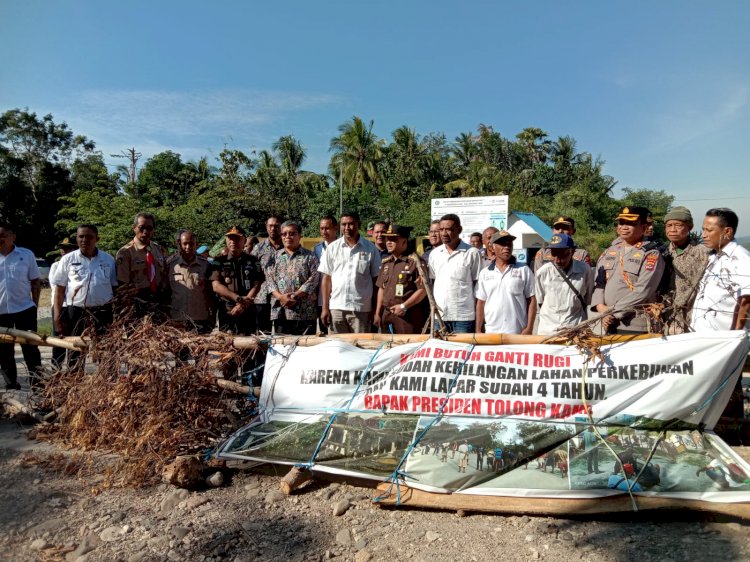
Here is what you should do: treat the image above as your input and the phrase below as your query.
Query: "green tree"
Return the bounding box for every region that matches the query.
[0,108,96,254]
[329,116,384,189]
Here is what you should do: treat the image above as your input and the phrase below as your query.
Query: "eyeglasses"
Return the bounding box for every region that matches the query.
[281,232,299,237]
[137,225,154,232]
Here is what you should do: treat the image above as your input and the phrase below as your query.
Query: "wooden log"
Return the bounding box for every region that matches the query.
[374,483,750,519]
[279,466,314,495]
[1,395,44,422]
[232,332,659,350]
[215,378,251,395]
[0,332,86,350]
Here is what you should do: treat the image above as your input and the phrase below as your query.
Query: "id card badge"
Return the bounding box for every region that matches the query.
[395,283,404,297]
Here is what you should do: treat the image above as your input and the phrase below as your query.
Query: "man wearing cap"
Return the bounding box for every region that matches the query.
[166,230,213,332]
[211,226,264,335]
[476,230,536,334]
[268,220,320,335]
[691,208,750,332]
[534,233,595,335]
[251,215,284,333]
[319,210,381,333]
[49,236,78,366]
[429,214,482,333]
[52,225,118,364]
[0,222,42,390]
[591,207,665,334]
[534,217,592,271]
[660,206,708,334]
[374,225,427,334]
[116,212,167,317]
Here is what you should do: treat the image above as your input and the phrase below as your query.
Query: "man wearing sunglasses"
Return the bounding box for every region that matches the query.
[116,212,167,317]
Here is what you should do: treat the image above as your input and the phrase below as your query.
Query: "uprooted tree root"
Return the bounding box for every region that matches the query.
[34,315,259,488]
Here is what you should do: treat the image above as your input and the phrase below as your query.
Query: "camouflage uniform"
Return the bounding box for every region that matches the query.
[662,241,709,334]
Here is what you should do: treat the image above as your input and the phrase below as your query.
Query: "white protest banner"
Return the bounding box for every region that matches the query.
[219,332,750,501]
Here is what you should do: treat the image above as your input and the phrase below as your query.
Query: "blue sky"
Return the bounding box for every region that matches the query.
[2,1,749,234]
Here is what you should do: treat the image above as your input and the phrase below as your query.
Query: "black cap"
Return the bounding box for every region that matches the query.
[616,206,649,223]
[383,224,413,238]
[225,225,247,237]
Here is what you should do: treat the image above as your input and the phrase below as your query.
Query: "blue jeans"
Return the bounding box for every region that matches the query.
[435,320,476,334]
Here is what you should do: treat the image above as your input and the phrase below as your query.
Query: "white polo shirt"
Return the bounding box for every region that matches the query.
[476,261,535,334]
[429,241,482,321]
[0,246,39,314]
[691,240,750,331]
[51,249,117,308]
[318,236,381,312]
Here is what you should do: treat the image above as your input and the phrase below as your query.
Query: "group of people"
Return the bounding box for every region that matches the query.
[1,203,749,391]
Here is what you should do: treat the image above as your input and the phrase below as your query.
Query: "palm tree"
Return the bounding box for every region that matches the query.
[515,127,551,166]
[451,132,477,170]
[550,136,579,170]
[329,116,384,189]
[272,135,306,175]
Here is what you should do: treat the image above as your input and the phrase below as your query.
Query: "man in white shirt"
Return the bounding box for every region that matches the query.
[0,222,42,390]
[476,230,536,334]
[535,233,594,334]
[428,214,482,333]
[319,211,381,334]
[52,224,117,342]
[691,208,750,331]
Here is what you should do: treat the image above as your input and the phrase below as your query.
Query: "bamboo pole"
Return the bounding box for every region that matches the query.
[0,329,658,352]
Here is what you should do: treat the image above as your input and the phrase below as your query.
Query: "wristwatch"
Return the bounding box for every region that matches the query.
[399,303,407,311]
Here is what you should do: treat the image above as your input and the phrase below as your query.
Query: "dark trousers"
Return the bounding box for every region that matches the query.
[0,306,42,389]
[273,317,316,336]
[65,305,113,365]
[218,309,256,336]
[255,303,272,333]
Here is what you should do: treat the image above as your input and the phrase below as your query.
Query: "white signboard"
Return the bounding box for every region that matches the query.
[431,195,509,241]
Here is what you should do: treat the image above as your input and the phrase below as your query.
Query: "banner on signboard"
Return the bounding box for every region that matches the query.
[218,332,750,500]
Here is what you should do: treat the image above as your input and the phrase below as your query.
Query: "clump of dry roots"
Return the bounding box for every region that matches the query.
[35,315,258,488]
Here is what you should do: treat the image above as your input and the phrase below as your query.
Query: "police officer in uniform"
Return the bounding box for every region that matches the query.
[533,216,592,271]
[374,225,427,334]
[591,207,665,334]
[210,226,264,335]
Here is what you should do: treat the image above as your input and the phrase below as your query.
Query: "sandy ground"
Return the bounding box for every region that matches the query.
[2,333,750,561]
